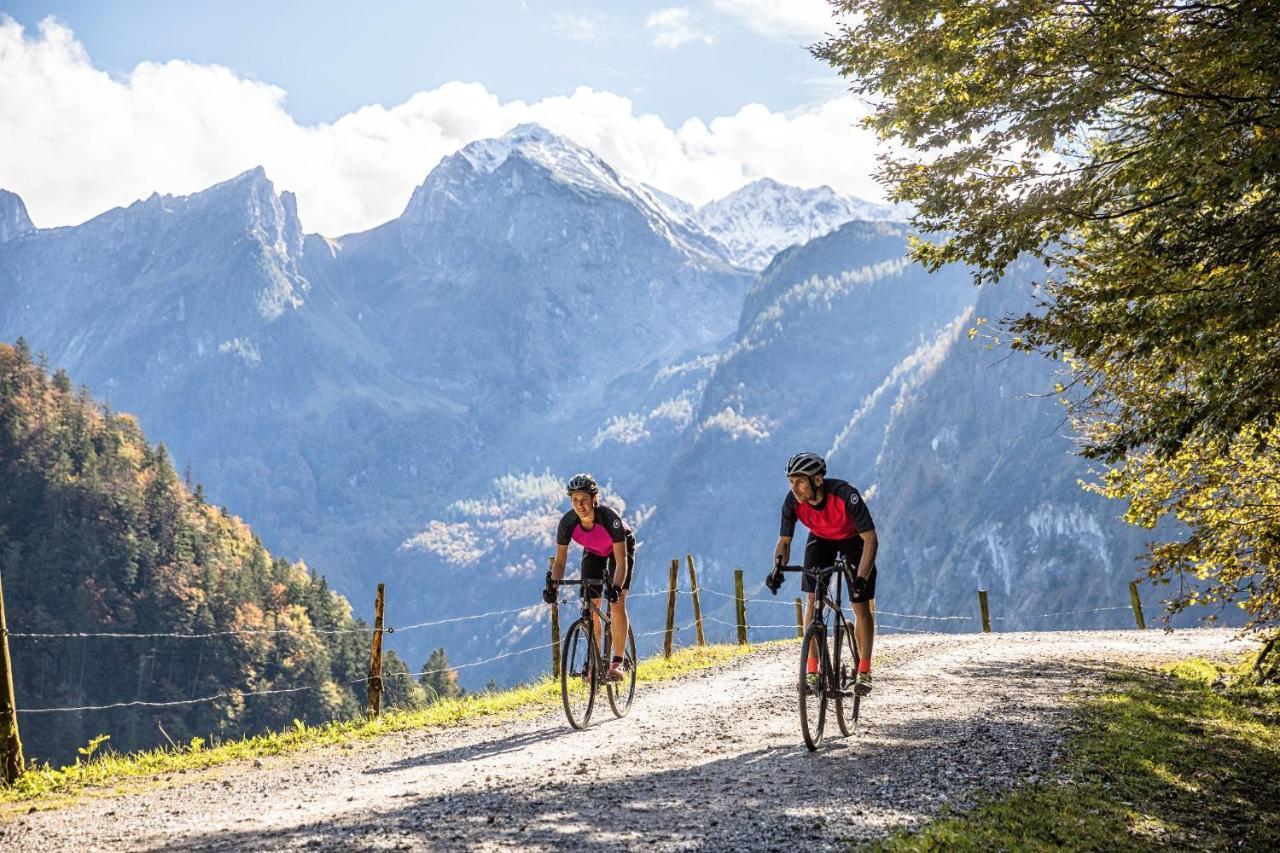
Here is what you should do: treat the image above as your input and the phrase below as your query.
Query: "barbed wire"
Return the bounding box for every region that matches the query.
[387,604,545,634]
[17,637,564,714]
[637,620,697,639]
[17,682,322,714]
[11,571,1144,714]
[6,601,547,641]
[698,587,791,606]
[990,605,1132,621]
[5,625,377,640]
[874,610,975,622]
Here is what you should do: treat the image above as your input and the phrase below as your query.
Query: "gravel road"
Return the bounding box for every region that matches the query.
[1,628,1245,851]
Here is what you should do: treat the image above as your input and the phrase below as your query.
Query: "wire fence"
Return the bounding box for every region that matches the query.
[5,566,1147,717]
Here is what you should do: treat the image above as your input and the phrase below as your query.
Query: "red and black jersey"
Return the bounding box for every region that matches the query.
[780,478,875,541]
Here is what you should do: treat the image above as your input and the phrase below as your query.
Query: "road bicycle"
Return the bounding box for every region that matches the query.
[553,577,637,729]
[772,557,862,750]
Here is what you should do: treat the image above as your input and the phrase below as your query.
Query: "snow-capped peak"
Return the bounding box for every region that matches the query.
[695,179,911,271]
[456,123,627,201]
[403,124,731,266]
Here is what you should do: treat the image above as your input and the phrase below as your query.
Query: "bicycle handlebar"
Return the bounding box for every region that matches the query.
[774,563,845,576]
[553,577,608,588]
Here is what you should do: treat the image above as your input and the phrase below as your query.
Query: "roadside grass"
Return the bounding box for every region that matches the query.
[869,652,1280,851]
[1,640,785,809]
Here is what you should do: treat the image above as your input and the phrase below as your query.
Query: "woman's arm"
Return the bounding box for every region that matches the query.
[551,544,569,581]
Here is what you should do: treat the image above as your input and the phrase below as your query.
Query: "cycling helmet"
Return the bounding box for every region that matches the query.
[785,452,826,478]
[566,473,599,496]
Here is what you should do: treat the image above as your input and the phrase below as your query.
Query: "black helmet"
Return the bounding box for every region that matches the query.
[566,473,599,496]
[785,452,826,478]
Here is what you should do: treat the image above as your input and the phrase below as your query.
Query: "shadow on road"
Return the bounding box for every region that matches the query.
[364,724,575,773]
[146,656,1107,851]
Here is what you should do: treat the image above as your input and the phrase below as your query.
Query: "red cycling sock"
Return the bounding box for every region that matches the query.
[857,659,871,674]
[807,657,820,674]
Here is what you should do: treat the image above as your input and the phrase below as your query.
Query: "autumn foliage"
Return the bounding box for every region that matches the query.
[0,340,426,764]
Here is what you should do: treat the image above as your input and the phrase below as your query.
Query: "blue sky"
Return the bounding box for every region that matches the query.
[2,1,842,125]
[0,2,885,236]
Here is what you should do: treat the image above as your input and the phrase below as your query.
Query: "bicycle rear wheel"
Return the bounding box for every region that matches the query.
[561,619,598,729]
[607,625,637,718]
[832,619,860,737]
[799,622,828,750]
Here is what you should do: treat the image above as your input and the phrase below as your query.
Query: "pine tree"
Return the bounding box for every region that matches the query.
[418,648,464,704]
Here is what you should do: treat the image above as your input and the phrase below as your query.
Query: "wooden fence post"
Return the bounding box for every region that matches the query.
[734,569,748,645]
[664,558,679,658]
[794,597,804,639]
[366,582,385,718]
[977,589,992,633]
[0,567,25,783]
[1129,580,1146,630]
[548,557,561,678]
[685,555,706,647]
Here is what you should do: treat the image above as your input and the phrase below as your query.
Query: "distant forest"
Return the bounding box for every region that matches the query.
[0,340,438,765]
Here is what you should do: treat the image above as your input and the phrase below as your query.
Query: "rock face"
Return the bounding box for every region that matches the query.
[0,125,1177,687]
[0,189,35,243]
[830,262,1157,629]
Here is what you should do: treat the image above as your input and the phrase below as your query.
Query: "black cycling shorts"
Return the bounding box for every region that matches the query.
[580,533,635,592]
[802,533,876,602]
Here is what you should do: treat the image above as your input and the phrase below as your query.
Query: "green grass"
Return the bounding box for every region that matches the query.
[1,640,780,811]
[869,654,1280,851]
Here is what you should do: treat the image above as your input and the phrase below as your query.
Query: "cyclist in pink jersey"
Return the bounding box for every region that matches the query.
[766,452,878,695]
[542,473,635,682]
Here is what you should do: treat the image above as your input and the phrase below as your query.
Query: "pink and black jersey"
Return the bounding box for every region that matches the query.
[556,504,632,557]
[780,478,875,541]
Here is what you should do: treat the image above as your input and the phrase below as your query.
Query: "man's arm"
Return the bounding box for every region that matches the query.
[856,529,877,579]
[774,536,792,569]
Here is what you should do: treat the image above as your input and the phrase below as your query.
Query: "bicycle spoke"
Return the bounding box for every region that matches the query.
[832,618,860,737]
[560,620,597,729]
[607,625,638,718]
[799,622,828,750]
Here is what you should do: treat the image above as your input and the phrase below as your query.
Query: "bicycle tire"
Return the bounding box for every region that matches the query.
[832,619,860,736]
[799,622,828,750]
[607,625,638,718]
[560,619,598,729]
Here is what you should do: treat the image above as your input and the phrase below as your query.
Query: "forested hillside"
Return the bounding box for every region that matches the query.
[0,340,420,764]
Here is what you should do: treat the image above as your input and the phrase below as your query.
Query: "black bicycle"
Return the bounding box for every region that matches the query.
[771,558,861,750]
[554,577,637,729]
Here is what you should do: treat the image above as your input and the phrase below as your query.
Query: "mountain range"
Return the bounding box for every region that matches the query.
[0,124,1170,686]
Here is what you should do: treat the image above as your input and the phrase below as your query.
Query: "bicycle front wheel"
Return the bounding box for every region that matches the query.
[799,622,828,750]
[561,619,598,730]
[832,618,860,737]
[607,625,637,718]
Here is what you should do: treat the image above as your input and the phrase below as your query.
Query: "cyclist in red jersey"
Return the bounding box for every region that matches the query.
[766,452,877,695]
[542,474,635,682]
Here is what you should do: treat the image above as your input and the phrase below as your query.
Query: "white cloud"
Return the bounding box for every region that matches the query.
[548,13,599,41]
[646,7,715,49]
[0,16,886,237]
[712,0,838,40]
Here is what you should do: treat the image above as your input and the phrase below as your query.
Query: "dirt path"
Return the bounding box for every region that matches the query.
[1,629,1245,851]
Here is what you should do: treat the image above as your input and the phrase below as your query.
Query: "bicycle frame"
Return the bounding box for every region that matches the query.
[776,557,862,748]
[779,556,855,640]
[555,577,612,662]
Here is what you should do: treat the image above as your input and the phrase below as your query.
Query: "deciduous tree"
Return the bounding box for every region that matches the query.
[815,0,1280,629]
